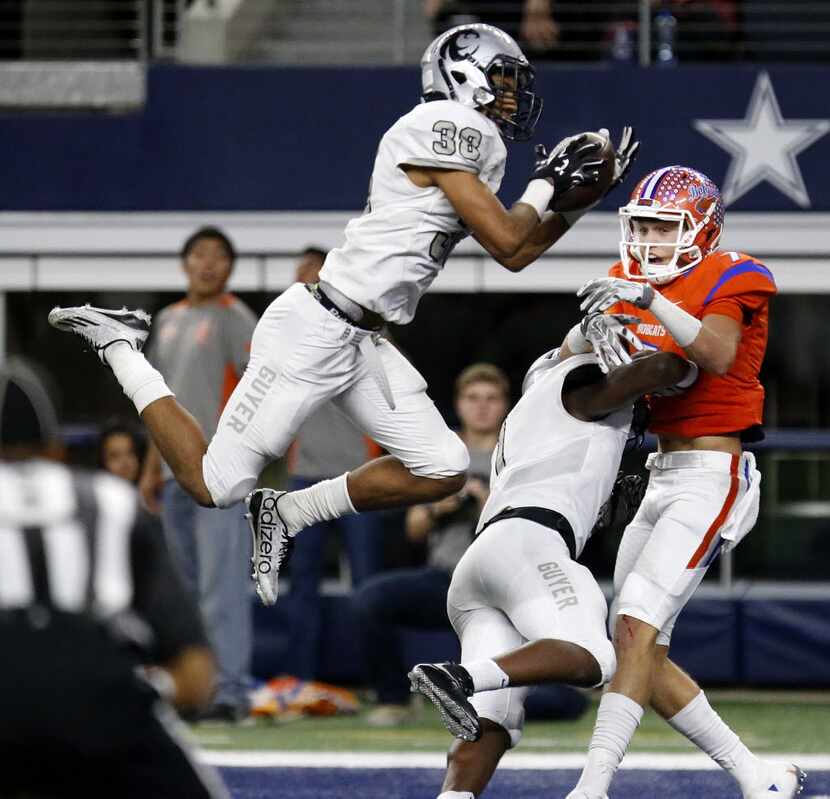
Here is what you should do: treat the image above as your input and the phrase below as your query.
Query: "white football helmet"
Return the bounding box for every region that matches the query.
[420,23,542,141]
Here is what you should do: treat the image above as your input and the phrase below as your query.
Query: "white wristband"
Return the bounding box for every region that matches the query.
[649,292,703,348]
[517,179,555,221]
[565,322,592,354]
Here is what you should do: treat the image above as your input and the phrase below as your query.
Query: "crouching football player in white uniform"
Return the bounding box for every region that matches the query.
[48,23,638,606]
[408,315,696,799]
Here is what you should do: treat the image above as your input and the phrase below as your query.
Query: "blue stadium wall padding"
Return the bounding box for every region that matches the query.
[3,65,830,212]
[741,599,830,684]
[665,599,740,683]
[252,594,830,685]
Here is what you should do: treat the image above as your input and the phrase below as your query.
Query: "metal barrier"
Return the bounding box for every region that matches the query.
[2,1,825,65]
[0,0,148,60]
[426,0,830,65]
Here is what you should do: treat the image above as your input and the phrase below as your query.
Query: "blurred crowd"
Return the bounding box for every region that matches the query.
[423,0,824,64]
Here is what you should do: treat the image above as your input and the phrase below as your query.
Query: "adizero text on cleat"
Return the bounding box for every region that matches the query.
[245,488,294,606]
[407,662,481,742]
[48,305,151,365]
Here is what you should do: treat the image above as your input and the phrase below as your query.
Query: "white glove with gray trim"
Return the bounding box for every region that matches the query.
[581,312,644,374]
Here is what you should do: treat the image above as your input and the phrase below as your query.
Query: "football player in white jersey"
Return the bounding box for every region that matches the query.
[48,23,639,607]
[407,314,695,799]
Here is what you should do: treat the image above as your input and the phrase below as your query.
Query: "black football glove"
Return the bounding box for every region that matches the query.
[532,134,604,198]
[594,472,647,534]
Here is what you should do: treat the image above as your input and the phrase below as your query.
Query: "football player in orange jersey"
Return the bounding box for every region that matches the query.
[562,167,805,799]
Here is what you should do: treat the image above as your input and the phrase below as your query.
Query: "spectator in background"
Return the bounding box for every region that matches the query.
[139,226,256,723]
[424,0,609,60]
[606,0,741,64]
[351,363,509,727]
[0,360,228,798]
[668,0,740,61]
[98,419,144,484]
[287,246,385,679]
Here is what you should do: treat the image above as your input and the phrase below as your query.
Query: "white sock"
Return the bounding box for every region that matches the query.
[106,342,173,415]
[575,692,643,796]
[667,691,760,789]
[437,792,474,799]
[279,473,356,535]
[462,659,509,692]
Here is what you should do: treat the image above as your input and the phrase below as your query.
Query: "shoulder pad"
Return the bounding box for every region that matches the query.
[699,251,777,305]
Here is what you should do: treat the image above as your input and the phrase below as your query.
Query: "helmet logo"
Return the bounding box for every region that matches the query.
[440,29,480,62]
[688,183,712,200]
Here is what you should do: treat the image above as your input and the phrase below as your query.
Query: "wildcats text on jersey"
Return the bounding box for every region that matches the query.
[637,322,666,338]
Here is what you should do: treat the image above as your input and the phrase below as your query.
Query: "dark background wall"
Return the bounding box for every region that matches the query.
[2,64,830,211]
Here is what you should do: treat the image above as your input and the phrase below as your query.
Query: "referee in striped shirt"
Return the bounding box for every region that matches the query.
[0,361,229,798]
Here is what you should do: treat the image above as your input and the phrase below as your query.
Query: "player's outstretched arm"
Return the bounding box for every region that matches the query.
[426,167,542,264]
[564,351,694,421]
[499,127,641,271]
[406,134,602,269]
[578,277,742,375]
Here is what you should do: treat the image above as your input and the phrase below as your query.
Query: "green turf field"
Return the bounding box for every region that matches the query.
[191,691,830,754]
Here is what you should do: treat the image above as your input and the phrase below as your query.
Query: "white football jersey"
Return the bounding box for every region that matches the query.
[320,100,507,324]
[477,353,632,558]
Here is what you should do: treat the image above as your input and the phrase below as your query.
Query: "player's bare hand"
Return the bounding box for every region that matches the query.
[522,10,560,50]
[578,277,655,314]
[598,126,640,193]
[463,477,489,509]
[533,134,604,198]
[139,472,163,515]
[430,492,464,519]
[581,313,644,373]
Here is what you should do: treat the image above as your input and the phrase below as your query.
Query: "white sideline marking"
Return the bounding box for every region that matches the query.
[199,750,830,771]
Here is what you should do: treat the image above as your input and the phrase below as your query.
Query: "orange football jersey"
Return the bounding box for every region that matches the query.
[608,250,776,440]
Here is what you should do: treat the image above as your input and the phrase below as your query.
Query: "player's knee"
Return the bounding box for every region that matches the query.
[201,452,257,508]
[615,572,667,638]
[420,430,469,481]
[613,614,659,659]
[590,638,617,686]
[180,471,216,508]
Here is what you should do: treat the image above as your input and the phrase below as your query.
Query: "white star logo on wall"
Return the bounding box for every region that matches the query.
[693,72,830,208]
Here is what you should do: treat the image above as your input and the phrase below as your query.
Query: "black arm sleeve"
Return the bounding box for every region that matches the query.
[130,508,208,664]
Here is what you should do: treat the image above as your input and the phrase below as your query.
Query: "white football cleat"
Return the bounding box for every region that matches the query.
[245,488,294,606]
[743,763,806,798]
[564,791,608,799]
[48,304,151,365]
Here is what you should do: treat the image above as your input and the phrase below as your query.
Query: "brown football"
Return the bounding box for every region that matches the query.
[550,131,616,213]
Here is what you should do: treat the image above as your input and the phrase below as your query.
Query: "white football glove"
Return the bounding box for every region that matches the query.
[598,126,640,193]
[578,277,655,315]
[581,312,644,374]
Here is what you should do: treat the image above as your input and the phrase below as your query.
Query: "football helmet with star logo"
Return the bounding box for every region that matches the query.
[619,165,725,285]
[420,23,542,142]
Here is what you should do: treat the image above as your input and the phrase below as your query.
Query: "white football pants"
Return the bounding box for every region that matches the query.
[613,450,759,645]
[201,284,469,507]
[447,519,616,747]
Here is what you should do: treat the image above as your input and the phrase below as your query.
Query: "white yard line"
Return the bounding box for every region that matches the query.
[199,750,830,771]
